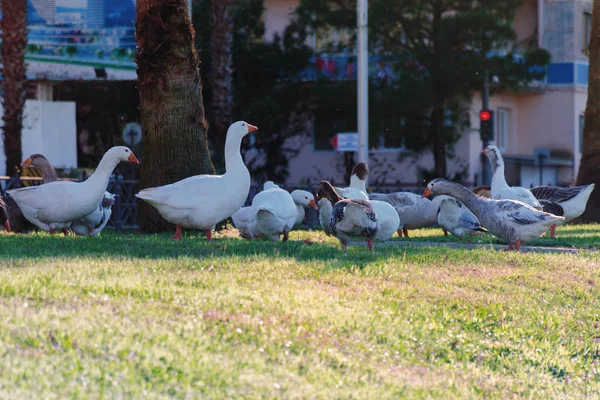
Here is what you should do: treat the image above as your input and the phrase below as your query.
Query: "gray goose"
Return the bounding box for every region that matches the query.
[423,179,564,251]
[316,180,378,251]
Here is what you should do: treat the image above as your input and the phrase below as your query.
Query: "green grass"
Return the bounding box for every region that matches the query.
[1,225,600,398]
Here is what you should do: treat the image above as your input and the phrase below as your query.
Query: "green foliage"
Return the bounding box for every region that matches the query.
[194,0,313,182]
[295,0,551,177]
[65,45,77,60]
[0,226,600,397]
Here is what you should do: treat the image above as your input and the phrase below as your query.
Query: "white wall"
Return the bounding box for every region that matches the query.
[0,100,77,176]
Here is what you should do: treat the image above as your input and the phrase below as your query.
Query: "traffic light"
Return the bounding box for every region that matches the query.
[479,109,494,141]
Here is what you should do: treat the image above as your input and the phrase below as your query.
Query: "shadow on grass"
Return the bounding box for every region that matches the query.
[0,230,505,268]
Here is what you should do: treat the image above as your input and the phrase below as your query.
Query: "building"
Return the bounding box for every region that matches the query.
[29,0,56,25]
[262,0,591,188]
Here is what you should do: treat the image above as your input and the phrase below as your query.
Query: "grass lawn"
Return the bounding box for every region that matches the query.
[1,225,600,398]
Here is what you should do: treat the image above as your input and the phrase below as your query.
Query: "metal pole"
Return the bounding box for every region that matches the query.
[481,69,490,185]
[357,0,369,164]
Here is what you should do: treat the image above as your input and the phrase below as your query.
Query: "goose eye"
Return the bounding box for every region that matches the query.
[125,149,129,152]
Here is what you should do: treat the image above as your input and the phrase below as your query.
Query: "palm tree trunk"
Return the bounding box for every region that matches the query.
[136,0,215,232]
[576,0,600,221]
[209,0,234,157]
[0,0,28,176]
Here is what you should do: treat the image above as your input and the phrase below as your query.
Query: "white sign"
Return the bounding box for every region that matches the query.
[332,132,359,152]
[0,100,77,176]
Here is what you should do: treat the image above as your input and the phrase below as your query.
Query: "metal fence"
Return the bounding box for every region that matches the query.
[1,172,425,232]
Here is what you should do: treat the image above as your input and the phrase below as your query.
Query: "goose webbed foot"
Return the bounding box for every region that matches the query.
[172,225,182,241]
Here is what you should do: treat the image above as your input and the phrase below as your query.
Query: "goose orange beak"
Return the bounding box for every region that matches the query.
[3,220,10,232]
[21,157,32,167]
[128,152,140,164]
[247,124,258,133]
[308,199,318,210]
[481,149,487,155]
[421,187,432,198]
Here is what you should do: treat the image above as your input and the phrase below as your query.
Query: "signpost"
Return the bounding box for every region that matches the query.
[330,133,359,152]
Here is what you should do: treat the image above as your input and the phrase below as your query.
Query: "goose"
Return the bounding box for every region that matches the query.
[318,197,334,236]
[231,181,296,241]
[19,154,116,237]
[482,145,542,209]
[291,189,318,228]
[7,147,138,233]
[316,180,378,251]
[529,184,595,237]
[423,178,564,251]
[368,191,449,237]
[70,193,116,237]
[336,162,369,200]
[0,196,9,232]
[436,197,486,242]
[136,121,256,241]
[341,162,399,240]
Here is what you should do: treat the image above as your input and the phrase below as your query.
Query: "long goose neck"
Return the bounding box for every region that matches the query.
[84,155,119,194]
[349,175,366,192]
[442,185,481,212]
[224,133,245,174]
[38,160,58,183]
[490,152,509,189]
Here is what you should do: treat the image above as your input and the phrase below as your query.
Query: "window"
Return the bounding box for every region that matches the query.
[584,12,592,55]
[496,108,511,151]
[580,114,585,153]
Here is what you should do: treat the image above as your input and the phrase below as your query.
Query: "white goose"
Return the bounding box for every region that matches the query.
[7,147,138,233]
[232,182,317,241]
[436,197,486,242]
[316,180,378,251]
[424,179,564,251]
[483,145,542,209]
[529,184,595,237]
[136,121,256,241]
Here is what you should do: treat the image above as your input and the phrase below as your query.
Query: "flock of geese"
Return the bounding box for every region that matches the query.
[0,121,594,252]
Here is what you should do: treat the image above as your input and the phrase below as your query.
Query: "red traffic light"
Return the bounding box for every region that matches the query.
[480,110,491,121]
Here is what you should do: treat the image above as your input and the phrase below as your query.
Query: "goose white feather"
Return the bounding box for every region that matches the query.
[436,197,486,240]
[7,146,138,233]
[136,121,256,240]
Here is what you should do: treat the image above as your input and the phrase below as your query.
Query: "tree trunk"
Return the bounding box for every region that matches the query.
[430,104,447,178]
[576,0,600,222]
[0,0,28,176]
[209,0,234,159]
[136,0,215,232]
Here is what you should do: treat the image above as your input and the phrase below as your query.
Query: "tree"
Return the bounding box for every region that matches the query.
[576,0,600,221]
[136,0,215,232]
[0,0,28,176]
[65,45,77,60]
[296,0,550,178]
[195,0,313,182]
[208,0,234,158]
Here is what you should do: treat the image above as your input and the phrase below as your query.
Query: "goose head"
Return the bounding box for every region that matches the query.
[351,162,369,181]
[316,180,342,204]
[422,178,454,197]
[21,153,51,169]
[291,190,318,210]
[481,145,504,172]
[106,146,139,164]
[228,121,258,141]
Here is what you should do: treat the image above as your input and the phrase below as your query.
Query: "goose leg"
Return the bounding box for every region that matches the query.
[397,229,403,237]
[3,220,10,232]
[88,227,94,236]
[341,241,347,251]
[205,229,212,242]
[282,230,289,242]
[63,228,69,236]
[503,243,514,251]
[468,232,473,244]
[550,224,556,238]
[50,229,56,234]
[172,225,182,241]
[514,240,521,251]
[443,228,448,237]
[403,228,409,237]
[367,239,373,252]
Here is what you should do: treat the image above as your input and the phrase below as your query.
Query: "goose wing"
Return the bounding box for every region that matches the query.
[531,185,593,203]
